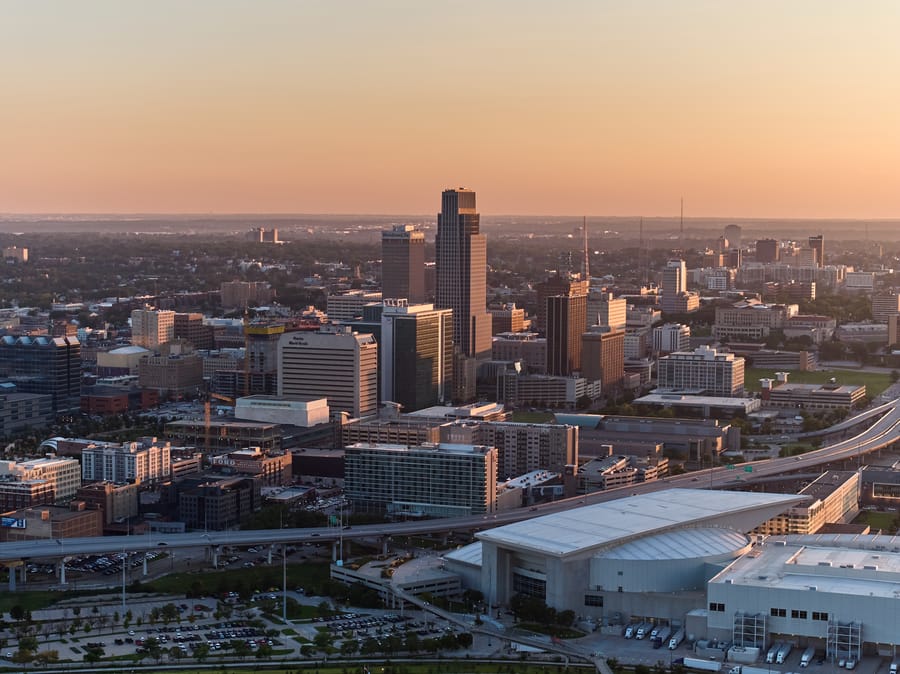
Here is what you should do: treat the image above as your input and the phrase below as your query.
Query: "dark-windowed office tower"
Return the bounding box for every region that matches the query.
[380,300,453,412]
[382,225,426,304]
[0,336,81,414]
[808,235,825,267]
[435,188,492,360]
[546,293,588,376]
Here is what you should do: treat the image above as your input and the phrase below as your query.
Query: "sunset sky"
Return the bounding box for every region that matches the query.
[2,1,899,217]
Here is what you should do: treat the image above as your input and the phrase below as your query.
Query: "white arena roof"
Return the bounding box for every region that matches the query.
[475,489,806,559]
[597,527,750,561]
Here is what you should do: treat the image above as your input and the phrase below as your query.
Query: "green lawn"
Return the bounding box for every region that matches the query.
[0,589,97,614]
[745,367,892,398]
[853,510,898,533]
[110,664,595,674]
[140,561,330,597]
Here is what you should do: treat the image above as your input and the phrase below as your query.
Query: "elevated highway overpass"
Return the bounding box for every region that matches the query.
[2,396,899,578]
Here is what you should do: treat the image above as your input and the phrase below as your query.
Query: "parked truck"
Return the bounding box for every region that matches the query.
[776,642,793,664]
[728,666,772,674]
[890,660,899,674]
[766,642,783,664]
[669,627,686,650]
[652,626,672,649]
[683,657,723,672]
[636,622,652,640]
[624,623,638,639]
[800,646,816,668]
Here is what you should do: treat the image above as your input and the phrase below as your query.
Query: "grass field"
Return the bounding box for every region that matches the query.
[0,589,97,614]
[141,561,330,598]
[111,664,595,674]
[745,367,892,398]
[853,510,898,533]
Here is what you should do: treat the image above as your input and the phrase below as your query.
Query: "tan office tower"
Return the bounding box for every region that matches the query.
[277,325,378,419]
[581,327,625,391]
[546,293,587,376]
[435,189,492,359]
[535,274,590,334]
[382,224,426,303]
[130,309,175,349]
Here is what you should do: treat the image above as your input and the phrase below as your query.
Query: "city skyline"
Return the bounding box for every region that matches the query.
[3,2,900,218]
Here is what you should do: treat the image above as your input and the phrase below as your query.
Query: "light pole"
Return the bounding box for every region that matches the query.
[281,511,287,625]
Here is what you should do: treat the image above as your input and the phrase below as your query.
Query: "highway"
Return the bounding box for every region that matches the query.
[1,396,899,564]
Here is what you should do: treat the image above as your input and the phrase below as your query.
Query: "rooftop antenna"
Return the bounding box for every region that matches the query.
[679,197,684,255]
[582,216,590,282]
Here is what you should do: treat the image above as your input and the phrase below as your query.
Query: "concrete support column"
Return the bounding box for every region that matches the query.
[143,556,149,576]
[332,541,338,561]
[59,560,66,586]
[21,563,26,585]
[267,546,273,565]
[382,537,389,556]
[211,547,219,569]
[8,565,16,592]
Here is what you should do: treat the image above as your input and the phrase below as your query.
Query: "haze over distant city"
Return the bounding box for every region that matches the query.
[3,1,900,218]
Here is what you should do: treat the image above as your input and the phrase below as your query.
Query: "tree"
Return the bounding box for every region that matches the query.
[341,639,359,656]
[456,632,474,649]
[255,643,274,660]
[193,642,210,663]
[232,639,252,659]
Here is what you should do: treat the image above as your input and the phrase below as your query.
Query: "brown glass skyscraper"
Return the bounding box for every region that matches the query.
[546,293,587,376]
[382,224,425,303]
[435,189,492,359]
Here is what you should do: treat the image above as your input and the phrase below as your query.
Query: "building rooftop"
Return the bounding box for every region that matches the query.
[711,536,900,599]
[475,489,806,559]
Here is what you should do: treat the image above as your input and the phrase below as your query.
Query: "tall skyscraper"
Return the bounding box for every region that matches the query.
[724,224,742,249]
[546,293,587,376]
[808,234,825,268]
[278,325,378,419]
[660,259,687,313]
[131,309,175,349]
[382,224,426,303]
[380,300,453,412]
[535,273,589,334]
[435,188,492,359]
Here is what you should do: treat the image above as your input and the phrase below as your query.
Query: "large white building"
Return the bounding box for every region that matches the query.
[656,345,745,396]
[652,322,691,355]
[0,456,81,502]
[445,489,803,619]
[344,441,498,518]
[278,325,378,419]
[81,437,172,485]
[586,291,627,331]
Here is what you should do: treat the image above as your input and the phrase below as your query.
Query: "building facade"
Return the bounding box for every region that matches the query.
[546,293,588,376]
[80,437,172,485]
[278,325,379,419]
[130,309,175,349]
[656,345,745,396]
[344,442,498,517]
[380,301,453,412]
[0,335,81,414]
[381,224,426,304]
[435,188,492,359]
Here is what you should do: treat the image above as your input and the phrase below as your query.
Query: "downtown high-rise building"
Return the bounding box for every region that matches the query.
[277,325,378,419]
[382,225,426,304]
[380,300,453,412]
[808,234,825,268]
[435,188,492,359]
[546,293,588,376]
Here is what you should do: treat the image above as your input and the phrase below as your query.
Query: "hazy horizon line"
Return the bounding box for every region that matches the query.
[2,212,899,222]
